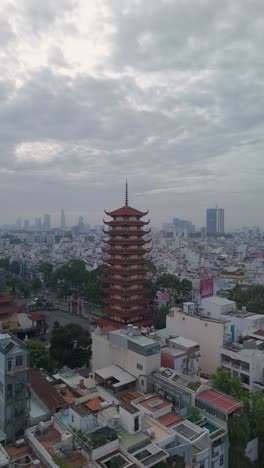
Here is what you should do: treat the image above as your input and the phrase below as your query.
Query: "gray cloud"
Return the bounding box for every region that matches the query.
[0,0,263,228]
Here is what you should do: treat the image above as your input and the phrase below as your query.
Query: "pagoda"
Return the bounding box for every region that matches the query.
[102,183,152,327]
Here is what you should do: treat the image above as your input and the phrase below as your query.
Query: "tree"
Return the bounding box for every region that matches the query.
[228,284,264,314]
[10,260,20,275]
[211,368,244,399]
[49,323,92,369]
[31,277,42,291]
[187,406,200,421]
[250,392,264,465]
[25,339,54,372]
[153,306,169,329]
[38,262,53,285]
[155,274,192,306]
[228,412,254,468]
[109,457,119,468]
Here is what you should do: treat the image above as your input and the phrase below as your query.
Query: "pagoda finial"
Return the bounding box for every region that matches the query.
[125,180,128,206]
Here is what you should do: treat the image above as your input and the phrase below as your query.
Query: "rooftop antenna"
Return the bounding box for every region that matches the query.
[125,180,128,206]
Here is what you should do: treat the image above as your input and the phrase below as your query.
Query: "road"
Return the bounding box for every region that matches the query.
[40,309,96,337]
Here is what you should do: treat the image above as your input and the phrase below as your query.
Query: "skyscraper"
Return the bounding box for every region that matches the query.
[206,209,217,234]
[60,209,66,231]
[34,217,42,231]
[43,214,51,231]
[217,208,225,234]
[101,183,152,328]
[206,208,225,234]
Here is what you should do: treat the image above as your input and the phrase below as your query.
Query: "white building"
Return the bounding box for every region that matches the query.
[220,332,264,392]
[167,305,231,375]
[92,327,161,377]
[0,333,30,442]
[161,336,200,377]
[201,296,264,341]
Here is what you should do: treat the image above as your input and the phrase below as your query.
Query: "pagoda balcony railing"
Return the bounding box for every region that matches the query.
[102,258,148,266]
[98,316,153,327]
[102,307,152,318]
[103,219,150,227]
[102,248,151,256]
[102,267,148,275]
[105,277,148,285]
[103,287,149,295]
[104,297,150,307]
[102,238,151,246]
[103,228,151,236]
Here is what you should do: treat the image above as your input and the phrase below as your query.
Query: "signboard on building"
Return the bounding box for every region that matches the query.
[200,278,214,298]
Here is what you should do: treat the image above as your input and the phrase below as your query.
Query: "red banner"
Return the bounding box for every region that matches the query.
[200,278,214,298]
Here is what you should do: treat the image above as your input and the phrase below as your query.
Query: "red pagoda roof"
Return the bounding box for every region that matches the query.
[0,294,14,303]
[0,304,19,315]
[28,313,46,321]
[105,205,148,218]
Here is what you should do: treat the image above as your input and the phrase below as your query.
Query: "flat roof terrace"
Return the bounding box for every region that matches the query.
[197,389,243,414]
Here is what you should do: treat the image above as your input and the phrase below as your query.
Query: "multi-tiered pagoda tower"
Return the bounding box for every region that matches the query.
[102,184,152,328]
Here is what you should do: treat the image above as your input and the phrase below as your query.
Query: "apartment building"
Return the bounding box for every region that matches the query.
[0,333,30,441]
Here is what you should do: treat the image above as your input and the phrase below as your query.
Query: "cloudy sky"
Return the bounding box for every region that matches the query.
[1,0,264,229]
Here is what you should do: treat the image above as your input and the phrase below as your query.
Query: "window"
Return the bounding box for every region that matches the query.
[7,384,12,398]
[140,379,145,387]
[0,382,3,393]
[220,455,224,465]
[16,355,23,367]
[71,415,74,423]
[134,416,139,432]
[7,360,12,371]
[137,363,143,370]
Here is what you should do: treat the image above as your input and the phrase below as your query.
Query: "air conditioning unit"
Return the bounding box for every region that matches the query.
[15,438,25,447]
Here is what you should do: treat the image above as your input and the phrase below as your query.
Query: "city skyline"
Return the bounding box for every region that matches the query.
[4,204,262,233]
[0,1,264,227]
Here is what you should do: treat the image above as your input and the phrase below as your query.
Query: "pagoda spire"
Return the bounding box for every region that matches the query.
[125,180,128,206]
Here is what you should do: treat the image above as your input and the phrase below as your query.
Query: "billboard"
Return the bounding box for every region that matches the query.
[200,278,214,298]
[256,252,263,259]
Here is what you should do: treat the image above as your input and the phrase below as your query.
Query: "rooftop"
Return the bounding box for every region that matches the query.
[197,389,243,414]
[29,368,67,412]
[84,398,103,412]
[169,336,199,349]
[202,296,235,306]
[95,365,136,388]
[157,412,184,427]
[139,395,171,413]
[110,329,158,347]
[72,404,91,417]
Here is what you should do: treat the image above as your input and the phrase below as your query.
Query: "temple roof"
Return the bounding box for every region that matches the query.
[105,205,148,217]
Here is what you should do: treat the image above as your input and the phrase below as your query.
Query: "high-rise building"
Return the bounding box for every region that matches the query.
[60,209,66,231]
[43,214,51,231]
[0,332,30,441]
[16,217,22,230]
[206,208,217,234]
[78,216,85,233]
[34,217,42,231]
[206,207,225,234]
[24,219,29,231]
[217,208,225,234]
[102,183,152,328]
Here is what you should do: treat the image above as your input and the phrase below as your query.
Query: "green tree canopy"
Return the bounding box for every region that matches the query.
[155,273,192,306]
[25,339,54,372]
[211,368,244,399]
[49,323,92,369]
[152,306,170,329]
[31,277,42,291]
[228,284,264,314]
